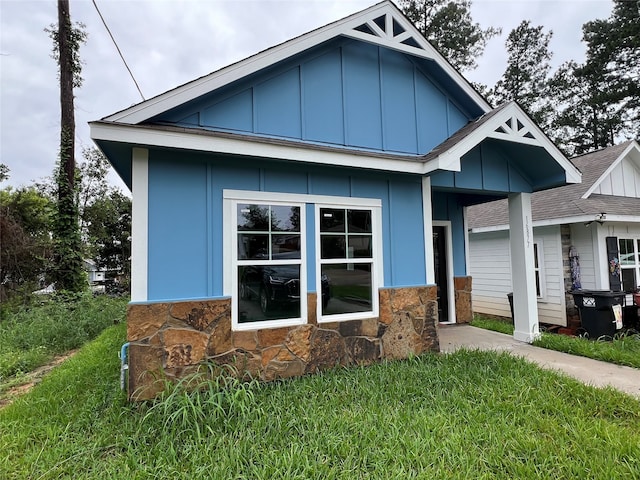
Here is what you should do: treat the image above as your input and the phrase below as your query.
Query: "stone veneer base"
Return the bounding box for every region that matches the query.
[126,286,439,400]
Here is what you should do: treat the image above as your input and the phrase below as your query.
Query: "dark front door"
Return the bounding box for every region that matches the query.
[433,226,449,322]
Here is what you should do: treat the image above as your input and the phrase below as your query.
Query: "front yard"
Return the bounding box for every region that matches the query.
[1,322,639,479]
[471,316,640,369]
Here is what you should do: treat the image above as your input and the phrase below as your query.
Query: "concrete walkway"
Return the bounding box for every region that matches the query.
[438,324,640,399]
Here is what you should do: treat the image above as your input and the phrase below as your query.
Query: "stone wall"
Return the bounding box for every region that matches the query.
[126,285,439,400]
[454,276,473,323]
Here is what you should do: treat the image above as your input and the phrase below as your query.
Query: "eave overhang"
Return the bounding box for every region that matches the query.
[423,102,582,187]
[90,121,455,180]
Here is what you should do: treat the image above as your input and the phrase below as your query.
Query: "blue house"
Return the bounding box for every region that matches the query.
[91,1,581,399]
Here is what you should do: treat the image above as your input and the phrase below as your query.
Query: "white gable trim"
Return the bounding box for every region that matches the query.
[103,1,489,125]
[433,102,581,184]
[91,121,454,175]
[582,140,640,199]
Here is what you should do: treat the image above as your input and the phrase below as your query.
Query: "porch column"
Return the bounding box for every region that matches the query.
[508,192,540,343]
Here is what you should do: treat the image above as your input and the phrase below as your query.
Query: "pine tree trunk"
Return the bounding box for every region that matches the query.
[53,0,85,293]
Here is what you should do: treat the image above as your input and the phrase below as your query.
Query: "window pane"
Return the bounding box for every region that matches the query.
[271,205,300,232]
[238,265,300,323]
[238,234,269,260]
[272,234,301,259]
[238,204,269,231]
[320,208,345,233]
[619,239,635,265]
[348,235,372,258]
[347,210,372,233]
[621,269,636,292]
[321,235,346,259]
[321,263,372,315]
[533,244,539,269]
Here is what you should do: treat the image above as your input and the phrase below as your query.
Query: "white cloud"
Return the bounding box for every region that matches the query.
[0,0,613,190]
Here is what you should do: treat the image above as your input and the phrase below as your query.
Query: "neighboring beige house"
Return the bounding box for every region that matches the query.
[468,140,640,327]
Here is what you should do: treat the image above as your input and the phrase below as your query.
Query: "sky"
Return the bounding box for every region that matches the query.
[0,0,614,191]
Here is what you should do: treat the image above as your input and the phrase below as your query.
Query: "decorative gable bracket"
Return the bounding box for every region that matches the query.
[489,115,538,145]
[349,11,427,54]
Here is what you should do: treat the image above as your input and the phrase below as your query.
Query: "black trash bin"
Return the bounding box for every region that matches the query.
[571,290,624,339]
[507,292,514,323]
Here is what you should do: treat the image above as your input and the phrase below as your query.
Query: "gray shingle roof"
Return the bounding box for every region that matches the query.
[467,140,639,228]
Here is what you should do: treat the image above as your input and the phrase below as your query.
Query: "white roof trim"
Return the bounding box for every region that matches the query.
[90,122,450,175]
[432,102,581,183]
[581,140,640,199]
[470,213,640,233]
[103,1,490,125]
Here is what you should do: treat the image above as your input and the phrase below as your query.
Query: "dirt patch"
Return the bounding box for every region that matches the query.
[0,350,78,409]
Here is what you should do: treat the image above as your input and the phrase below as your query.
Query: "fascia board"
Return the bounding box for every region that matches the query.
[103,1,489,125]
[581,141,640,199]
[469,215,601,234]
[90,122,430,175]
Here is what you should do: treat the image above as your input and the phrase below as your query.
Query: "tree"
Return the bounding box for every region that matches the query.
[581,0,639,140]
[400,0,500,71]
[78,146,111,233]
[77,148,132,284]
[0,164,9,182]
[489,21,553,127]
[48,0,87,292]
[83,190,131,283]
[545,0,638,155]
[0,187,55,299]
[547,60,622,156]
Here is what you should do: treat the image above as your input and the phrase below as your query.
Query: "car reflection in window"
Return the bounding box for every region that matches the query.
[239,265,330,320]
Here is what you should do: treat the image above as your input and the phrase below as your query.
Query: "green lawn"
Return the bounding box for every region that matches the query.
[2,323,639,479]
[471,315,640,369]
[0,294,128,402]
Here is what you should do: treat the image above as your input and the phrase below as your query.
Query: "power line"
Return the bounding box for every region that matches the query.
[91,0,145,101]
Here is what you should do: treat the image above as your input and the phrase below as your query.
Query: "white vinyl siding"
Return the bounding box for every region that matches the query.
[469,226,567,326]
[469,231,512,318]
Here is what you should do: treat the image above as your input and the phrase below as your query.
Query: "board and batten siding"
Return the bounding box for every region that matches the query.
[145,149,427,302]
[469,226,567,326]
[156,40,471,157]
[591,156,640,198]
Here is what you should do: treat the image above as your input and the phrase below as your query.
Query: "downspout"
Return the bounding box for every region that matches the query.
[119,342,130,391]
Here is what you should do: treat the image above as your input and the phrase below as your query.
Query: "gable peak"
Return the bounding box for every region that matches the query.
[352,10,425,51]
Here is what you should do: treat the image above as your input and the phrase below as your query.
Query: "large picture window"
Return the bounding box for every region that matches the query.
[235,202,305,329]
[317,206,378,321]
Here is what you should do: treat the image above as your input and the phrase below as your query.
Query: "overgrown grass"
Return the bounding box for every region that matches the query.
[534,330,640,369]
[1,323,639,479]
[470,316,515,335]
[0,294,128,387]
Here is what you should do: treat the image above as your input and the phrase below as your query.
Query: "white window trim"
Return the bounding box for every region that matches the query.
[619,237,640,292]
[315,202,382,323]
[224,190,383,330]
[533,240,546,300]
[226,194,307,331]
